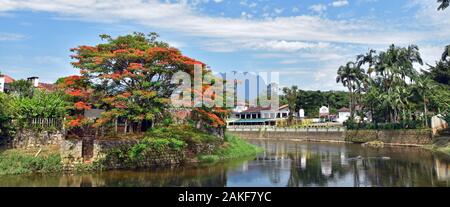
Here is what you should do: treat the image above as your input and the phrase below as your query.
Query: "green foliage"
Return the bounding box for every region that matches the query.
[0,152,62,175]
[7,79,34,97]
[9,90,68,119]
[145,125,219,146]
[280,89,349,118]
[333,44,450,128]
[198,134,262,163]
[0,93,13,137]
[424,60,450,86]
[129,138,186,160]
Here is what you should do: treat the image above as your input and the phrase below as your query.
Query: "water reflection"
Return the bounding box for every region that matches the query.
[0,140,449,187]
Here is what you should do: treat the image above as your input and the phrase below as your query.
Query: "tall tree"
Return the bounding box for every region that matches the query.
[438,0,449,10]
[443,45,450,61]
[336,61,365,118]
[67,32,227,133]
[282,86,299,125]
[412,76,438,127]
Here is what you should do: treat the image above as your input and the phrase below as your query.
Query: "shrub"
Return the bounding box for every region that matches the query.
[145,125,219,147]
[197,134,263,163]
[129,138,186,160]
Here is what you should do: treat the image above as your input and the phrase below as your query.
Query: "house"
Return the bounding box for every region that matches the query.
[227,104,290,126]
[0,74,16,93]
[0,74,56,93]
[337,107,351,123]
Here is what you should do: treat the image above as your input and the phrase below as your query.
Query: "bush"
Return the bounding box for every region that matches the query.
[197,134,263,163]
[145,125,220,147]
[9,90,68,119]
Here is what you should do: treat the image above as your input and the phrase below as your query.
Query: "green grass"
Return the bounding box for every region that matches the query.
[0,152,62,175]
[198,134,263,163]
[424,137,450,156]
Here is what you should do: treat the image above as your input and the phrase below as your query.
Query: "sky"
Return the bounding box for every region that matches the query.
[0,0,449,91]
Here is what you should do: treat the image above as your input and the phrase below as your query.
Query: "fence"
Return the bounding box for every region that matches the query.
[227,126,345,132]
[10,118,65,130]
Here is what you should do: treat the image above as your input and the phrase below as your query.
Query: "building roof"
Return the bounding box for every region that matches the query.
[242,106,271,113]
[241,104,289,113]
[230,118,275,123]
[0,74,15,83]
[279,104,289,110]
[37,83,56,91]
[338,107,351,113]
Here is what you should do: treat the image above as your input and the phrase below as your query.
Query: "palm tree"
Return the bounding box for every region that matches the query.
[356,49,377,76]
[438,0,449,10]
[336,62,365,117]
[283,86,299,125]
[413,76,437,127]
[442,45,450,61]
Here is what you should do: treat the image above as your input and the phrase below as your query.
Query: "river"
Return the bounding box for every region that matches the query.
[1,139,449,187]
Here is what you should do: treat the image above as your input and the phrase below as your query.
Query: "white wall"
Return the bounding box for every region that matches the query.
[338,112,350,123]
[0,77,4,93]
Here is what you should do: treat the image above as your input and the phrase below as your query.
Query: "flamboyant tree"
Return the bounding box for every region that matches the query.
[65,32,227,133]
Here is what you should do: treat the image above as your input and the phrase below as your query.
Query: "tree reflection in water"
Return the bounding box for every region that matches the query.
[1,140,449,187]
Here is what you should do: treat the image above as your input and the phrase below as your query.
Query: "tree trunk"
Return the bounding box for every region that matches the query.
[348,86,354,118]
[124,119,128,134]
[114,118,118,134]
[423,97,428,128]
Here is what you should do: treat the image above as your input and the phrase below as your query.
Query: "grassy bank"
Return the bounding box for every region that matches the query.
[0,150,62,175]
[197,134,263,163]
[424,137,450,156]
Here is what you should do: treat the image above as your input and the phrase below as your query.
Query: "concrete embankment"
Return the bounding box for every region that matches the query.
[227,128,346,143]
[228,128,434,146]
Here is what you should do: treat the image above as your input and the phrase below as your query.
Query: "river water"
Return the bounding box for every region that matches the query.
[1,139,449,187]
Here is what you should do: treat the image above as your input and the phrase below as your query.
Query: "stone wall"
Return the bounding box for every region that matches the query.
[9,129,64,149]
[60,139,83,170]
[345,129,433,145]
[95,139,186,170]
[60,138,189,170]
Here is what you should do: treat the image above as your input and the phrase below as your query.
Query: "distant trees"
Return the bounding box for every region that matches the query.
[280,89,349,118]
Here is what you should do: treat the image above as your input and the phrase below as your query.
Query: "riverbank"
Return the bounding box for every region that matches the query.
[0,127,262,175]
[197,134,263,163]
[0,146,62,175]
[424,136,450,156]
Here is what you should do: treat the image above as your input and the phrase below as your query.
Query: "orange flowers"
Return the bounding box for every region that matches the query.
[74,101,91,110]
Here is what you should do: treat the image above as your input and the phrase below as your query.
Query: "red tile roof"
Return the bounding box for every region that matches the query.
[0,74,15,83]
[38,83,56,91]
[338,107,351,113]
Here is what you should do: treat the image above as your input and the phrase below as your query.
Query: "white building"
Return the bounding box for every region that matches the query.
[337,107,351,123]
[228,104,290,126]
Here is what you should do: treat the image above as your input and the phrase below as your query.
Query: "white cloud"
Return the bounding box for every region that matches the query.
[0,32,25,41]
[331,0,349,7]
[0,0,430,48]
[309,4,327,13]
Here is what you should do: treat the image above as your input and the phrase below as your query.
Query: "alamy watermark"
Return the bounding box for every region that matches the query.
[170,64,280,109]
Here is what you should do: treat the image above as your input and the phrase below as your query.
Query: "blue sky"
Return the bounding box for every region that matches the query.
[0,0,449,90]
